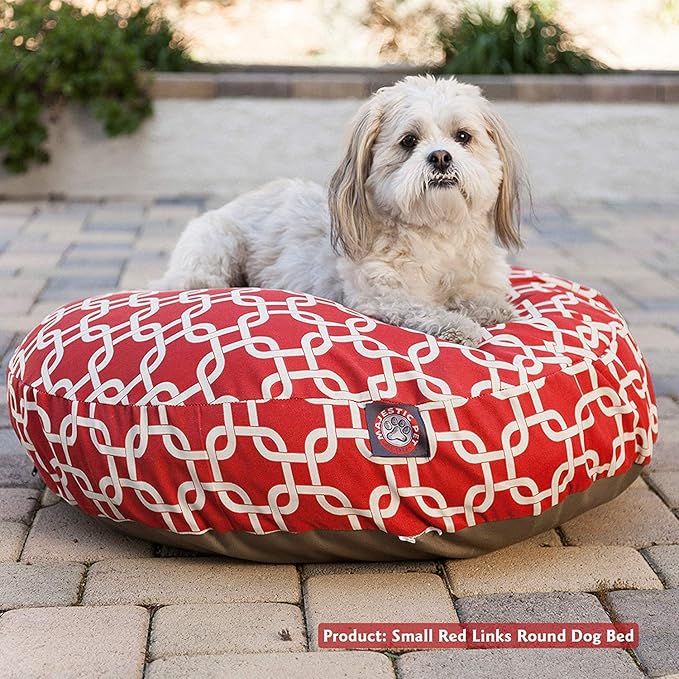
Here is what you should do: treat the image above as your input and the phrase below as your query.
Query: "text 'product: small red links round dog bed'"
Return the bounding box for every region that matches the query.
[7,268,657,562]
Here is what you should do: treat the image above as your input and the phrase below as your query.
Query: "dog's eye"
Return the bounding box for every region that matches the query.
[455,130,472,146]
[400,134,418,149]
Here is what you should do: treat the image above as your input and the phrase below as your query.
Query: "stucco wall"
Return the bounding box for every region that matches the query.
[1,99,678,204]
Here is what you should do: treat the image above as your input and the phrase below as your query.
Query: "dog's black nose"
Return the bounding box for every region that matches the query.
[427,150,452,171]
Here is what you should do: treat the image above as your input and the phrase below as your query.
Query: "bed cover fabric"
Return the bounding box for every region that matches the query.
[7,268,657,562]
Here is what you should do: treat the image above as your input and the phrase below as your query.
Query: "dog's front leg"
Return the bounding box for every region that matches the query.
[347,291,485,347]
[448,293,516,328]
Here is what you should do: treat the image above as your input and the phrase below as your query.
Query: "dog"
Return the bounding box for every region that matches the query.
[153,75,525,347]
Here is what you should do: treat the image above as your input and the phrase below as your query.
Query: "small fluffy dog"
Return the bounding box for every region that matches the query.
[154,75,524,346]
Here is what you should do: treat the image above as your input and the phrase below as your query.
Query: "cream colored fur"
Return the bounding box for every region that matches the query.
[153,75,525,347]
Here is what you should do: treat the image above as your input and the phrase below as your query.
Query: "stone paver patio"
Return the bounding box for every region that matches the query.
[0,198,677,678]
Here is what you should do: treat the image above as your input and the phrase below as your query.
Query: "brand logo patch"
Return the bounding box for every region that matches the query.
[366,402,430,458]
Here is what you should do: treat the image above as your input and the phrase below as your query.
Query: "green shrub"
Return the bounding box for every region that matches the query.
[0,0,190,174]
[439,2,607,75]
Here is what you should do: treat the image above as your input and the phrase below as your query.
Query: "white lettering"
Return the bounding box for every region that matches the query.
[571,629,602,646]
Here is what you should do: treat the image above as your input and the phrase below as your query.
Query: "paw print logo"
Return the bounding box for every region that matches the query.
[373,406,421,455]
[381,415,413,446]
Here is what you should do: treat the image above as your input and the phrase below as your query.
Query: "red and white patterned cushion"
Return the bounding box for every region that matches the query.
[7,268,657,549]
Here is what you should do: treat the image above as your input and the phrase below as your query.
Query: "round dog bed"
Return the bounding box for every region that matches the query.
[7,268,657,562]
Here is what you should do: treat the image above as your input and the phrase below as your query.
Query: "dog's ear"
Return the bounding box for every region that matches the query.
[483,107,525,250]
[328,98,382,261]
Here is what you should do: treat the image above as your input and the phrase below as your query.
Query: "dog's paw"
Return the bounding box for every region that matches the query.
[457,301,516,327]
[437,321,484,347]
[486,303,516,326]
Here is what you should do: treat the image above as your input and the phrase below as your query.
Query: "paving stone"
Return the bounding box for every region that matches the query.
[455,592,610,623]
[40,487,62,507]
[0,276,46,297]
[61,251,128,268]
[522,529,563,547]
[39,288,115,303]
[21,502,154,563]
[89,204,145,222]
[0,203,36,218]
[147,651,396,679]
[42,274,120,292]
[47,265,123,280]
[643,545,679,588]
[154,195,206,207]
[1,338,20,371]
[151,72,218,99]
[652,375,679,399]
[120,269,165,290]
[556,251,641,279]
[0,522,27,562]
[0,562,85,608]
[0,605,148,678]
[146,204,201,222]
[30,300,81,320]
[646,470,679,508]
[291,74,370,99]
[306,531,556,577]
[626,312,679,334]
[560,482,679,547]
[3,252,63,271]
[649,418,679,472]
[152,543,205,558]
[0,429,43,489]
[0,297,34,315]
[445,544,662,596]
[0,216,28,233]
[607,589,679,677]
[4,238,68,256]
[302,559,439,578]
[67,242,134,255]
[138,221,186,240]
[658,396,679,420]
[0,313,56,334]
[76,231,138,245]
[134,225,181,240]
[0,397,9,429]
[0,330,15,356]
[631,325,679,352]
[133,239,176,255]
[0,488,40,523]
[83,557,300,605]
[25,215,86,233]
[24,218,85,238]
[150,603,306,658]
[83,221,140,233]
[304,573,456,650]
[643,352,679,377]
[609,271,679,303]
[125,253,177,268]
[396,648,643,679]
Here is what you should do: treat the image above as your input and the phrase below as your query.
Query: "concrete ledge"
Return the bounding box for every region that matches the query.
[149,69,679,102]
[3,98,678,202]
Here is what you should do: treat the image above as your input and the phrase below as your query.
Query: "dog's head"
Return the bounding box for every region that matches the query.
[329,75,524,260]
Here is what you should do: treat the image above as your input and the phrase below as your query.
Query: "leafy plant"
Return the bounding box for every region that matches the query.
[0,0,191,174]
[439,2,607,75]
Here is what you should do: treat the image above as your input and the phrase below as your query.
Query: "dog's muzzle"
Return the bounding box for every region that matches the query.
[428,172,458,188]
